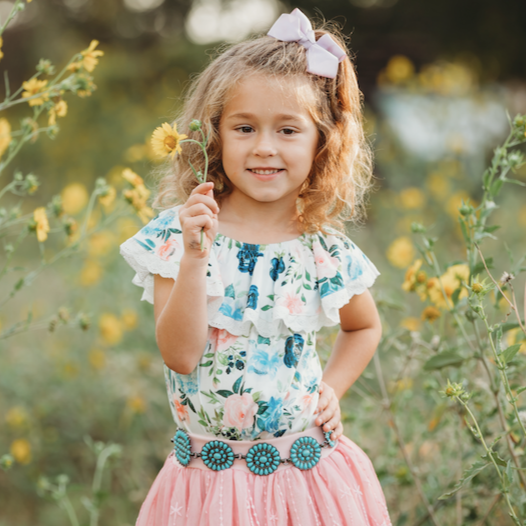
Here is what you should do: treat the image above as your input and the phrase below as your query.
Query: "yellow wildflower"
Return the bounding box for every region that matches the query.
[61,183,88,215]
[88,231,115,257]
[400,317,421,332]
[10,439,31,464]
[6,407,29,429]
[399,187,426,210]
[127,395,146,414]
[151,122,188,159]
[48,100,68,126]
[385,55,414,84]
[89,348,106,370]
[98,185,116,208]
[33,207,50,242]
[0,37,3,61]
[122,168,144,187]
[99,313,123,345]
[422,305,440,322]
[80,259,103,286]
[21,78,49,106]
[0,118,11,158]
[80,40,104,72]
[386,236,415,269]
[121,308,138,330]
[402,259,427,297]
[427,264,469,309]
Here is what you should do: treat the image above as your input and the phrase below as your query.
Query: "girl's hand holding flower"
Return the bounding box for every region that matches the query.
[315,381,343,441]
[178,182,219,259]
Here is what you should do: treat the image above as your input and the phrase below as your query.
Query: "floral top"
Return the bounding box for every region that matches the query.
[119,205,380,441]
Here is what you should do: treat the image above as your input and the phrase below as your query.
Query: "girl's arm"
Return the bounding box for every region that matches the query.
[315,289,382,435]
[153,182,219,374]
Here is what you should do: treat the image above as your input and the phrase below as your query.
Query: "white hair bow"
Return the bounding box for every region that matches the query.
[267,8,347,79]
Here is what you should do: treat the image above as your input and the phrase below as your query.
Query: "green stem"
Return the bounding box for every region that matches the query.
[479,308,526,440]
[0,0,22,36]
[457,397,520,522]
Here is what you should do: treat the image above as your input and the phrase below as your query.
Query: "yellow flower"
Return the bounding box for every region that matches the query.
[121,308,138,330]
[10,439,31,464]
[399,187,426,210]
[385,55,415,84]
[88,231,115,257]
[151,122,188,159]
[400,317,421,332]
[88,348,106,370]
[61,183,89,215]
[99,186,116,208]
[0,118,12,158]
[33,207,50,242]
[386,236,415,269]
[21,78,49,106]
[123,184,154,225]
[80,259,103,286]
[99,313,123,345]
[48,100,68,126]
[426,172,450,199]
[427,264,469,309]
[6,407,29,429]
[122,168,144,187]
[80,40,104,72]
[0,37,3,61]
[422,305,441,322]
[127,395,146,414]
[402,259,427,293]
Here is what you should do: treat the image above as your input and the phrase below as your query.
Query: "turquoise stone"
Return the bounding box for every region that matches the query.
[214,453,221,460]
[260,455,267,463]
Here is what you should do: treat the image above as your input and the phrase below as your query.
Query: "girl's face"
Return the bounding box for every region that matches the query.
[219,74,319,208]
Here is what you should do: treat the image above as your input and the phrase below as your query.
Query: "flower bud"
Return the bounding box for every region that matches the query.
[189,119,202,131]
[472,282,483,293]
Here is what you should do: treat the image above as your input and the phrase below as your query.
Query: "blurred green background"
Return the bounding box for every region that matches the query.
[1,0,526,524]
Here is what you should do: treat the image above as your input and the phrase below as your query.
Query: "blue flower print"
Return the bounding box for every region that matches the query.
[259,396,283,434]
[219,297,243,321]
[237,244,264,276]
[248,347,281,376]
[284,334,305,368]
[269,256,285,281]
[174,369,199,395]
[246,285,259,310]
[346,254,363,281]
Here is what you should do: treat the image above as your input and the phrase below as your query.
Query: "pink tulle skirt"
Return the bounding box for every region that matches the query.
[136,433,392,526]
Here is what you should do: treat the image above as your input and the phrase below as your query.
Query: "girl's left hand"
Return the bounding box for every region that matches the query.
[315,381,343,441]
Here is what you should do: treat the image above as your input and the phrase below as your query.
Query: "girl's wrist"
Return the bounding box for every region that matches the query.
[180,253,209,272]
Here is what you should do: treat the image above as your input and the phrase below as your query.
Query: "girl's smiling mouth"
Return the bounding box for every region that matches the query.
[248,168,284,180]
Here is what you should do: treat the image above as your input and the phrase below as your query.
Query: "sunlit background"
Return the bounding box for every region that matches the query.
[1,0,526,524]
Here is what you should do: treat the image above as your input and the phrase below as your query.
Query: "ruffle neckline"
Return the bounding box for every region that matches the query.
[119,205,380,338]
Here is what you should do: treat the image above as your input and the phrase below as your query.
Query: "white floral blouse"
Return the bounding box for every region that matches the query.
[119,204,380,441]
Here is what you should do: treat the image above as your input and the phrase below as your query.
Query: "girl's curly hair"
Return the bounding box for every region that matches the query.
[151,20,375,235]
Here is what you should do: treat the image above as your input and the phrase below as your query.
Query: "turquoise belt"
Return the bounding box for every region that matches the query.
[171,427,337,476]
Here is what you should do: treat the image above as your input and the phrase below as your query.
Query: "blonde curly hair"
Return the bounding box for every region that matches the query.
[151,20,375,235]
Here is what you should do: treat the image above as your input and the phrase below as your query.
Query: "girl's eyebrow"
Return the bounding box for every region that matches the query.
[225,112,304,122]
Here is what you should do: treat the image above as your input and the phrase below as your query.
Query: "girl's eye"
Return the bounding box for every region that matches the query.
[281,128,296,135]
[237,126,253,133]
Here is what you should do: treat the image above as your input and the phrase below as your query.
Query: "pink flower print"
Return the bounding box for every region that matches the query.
[222,393,258,431]
[173,396,189,422]
[301,394,314,412]
[312,240,339,280]
[277,292,304,314]
[157,237,180,261]
[210,327,238,352]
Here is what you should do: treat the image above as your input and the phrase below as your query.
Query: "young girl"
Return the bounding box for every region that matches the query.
[120,8,392,526]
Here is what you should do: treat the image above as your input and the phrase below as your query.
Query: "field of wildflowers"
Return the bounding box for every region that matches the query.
[1,2,526,525]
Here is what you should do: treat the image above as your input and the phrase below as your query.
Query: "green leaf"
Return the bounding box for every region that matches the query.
[504,177,526,187]
[490,179,504,196]
[500,344,522,364]
[232,376,242,394]
[451,287,461,306]
[515,386,526,394]
[305,270,311,281]
[484,225,501,233]
[481,450,507,467]
[303,283,312,290]
[459,218,470,244]
[200,360,213,367]
[261,305,272,311]
[216,390,233,398]
[423,350,465,370]
[439,460,490,499]
[471,257,494,275]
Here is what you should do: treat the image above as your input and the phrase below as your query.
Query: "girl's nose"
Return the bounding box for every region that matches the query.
[252,133,277,157]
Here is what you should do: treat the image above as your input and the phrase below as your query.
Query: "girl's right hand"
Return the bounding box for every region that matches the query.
[179,182,219,260]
